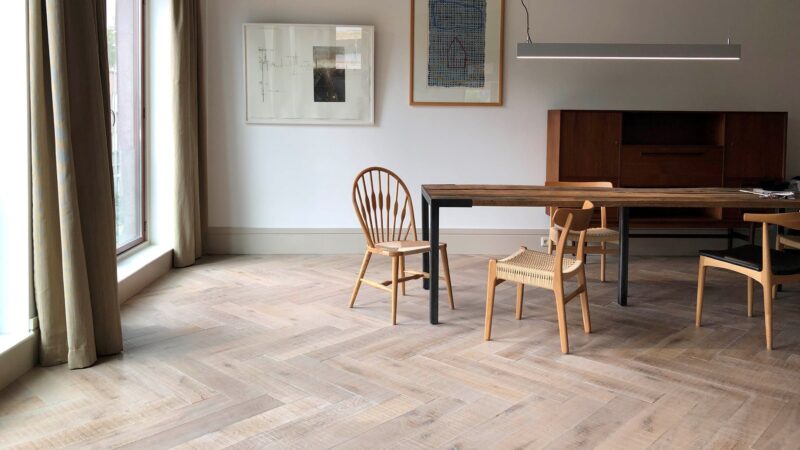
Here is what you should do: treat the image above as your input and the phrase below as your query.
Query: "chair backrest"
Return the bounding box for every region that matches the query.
[545,181,613,227]
[553,201,595,267]
[744,211,800,274]
[352,167,417,247]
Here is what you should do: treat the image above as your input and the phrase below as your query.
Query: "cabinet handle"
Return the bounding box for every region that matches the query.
[641,151,704,157]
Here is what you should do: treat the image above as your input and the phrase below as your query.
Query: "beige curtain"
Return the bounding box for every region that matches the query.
[29,0,123,369]
[171,0,206,268]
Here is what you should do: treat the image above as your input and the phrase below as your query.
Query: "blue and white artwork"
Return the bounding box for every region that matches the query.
[427,0,487,88]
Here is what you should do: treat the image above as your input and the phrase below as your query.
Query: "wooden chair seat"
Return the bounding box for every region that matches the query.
[496,248,581,290]
[700,245,800,275]
[375,240,445,256]
[550,226,619,244]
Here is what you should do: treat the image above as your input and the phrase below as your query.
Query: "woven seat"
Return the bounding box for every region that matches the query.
[545,181,618,282]
[375,240,445,255]
[550,226,619,244]
[496,248,582,290]
[485,201,595,354]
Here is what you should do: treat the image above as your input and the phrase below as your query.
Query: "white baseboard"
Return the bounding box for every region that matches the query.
[206,227,741,256]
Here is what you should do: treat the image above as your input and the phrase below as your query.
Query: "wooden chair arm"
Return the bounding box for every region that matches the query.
[743,212,800,229]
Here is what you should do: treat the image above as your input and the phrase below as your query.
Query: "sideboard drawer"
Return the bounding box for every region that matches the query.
[620,145,724,188]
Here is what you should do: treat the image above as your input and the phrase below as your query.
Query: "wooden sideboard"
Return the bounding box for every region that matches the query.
[546,110,788,228]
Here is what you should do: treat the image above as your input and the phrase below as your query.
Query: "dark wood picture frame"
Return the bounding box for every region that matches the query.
[410,0,505,106]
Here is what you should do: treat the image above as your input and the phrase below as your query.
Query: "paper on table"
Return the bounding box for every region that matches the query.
[739,188,795,198]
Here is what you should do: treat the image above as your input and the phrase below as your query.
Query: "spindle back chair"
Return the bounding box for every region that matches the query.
[352,167,417,247]
[349,167,454,324]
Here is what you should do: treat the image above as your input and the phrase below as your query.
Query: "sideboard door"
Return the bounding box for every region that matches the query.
[559,111,622,184]
[724,112,787,187]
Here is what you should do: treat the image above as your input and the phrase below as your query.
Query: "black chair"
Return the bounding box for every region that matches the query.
[696,212,800,350]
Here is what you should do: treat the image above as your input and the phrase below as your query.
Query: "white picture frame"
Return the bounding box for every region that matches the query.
[243,23,375,125]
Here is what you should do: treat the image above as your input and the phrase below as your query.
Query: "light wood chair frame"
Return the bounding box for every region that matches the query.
[485,201,595,354]
[776,232,800,252]
[349,167,454,324]
[696,212,800,350]
[545,181,618,282]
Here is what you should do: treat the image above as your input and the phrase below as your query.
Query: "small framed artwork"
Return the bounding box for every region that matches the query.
[410,0,505,106]
[243,23,374,124]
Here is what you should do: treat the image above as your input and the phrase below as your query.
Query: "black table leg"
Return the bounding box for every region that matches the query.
[422,194,430,290]
[618,206,630,306]
[429,202,440,324]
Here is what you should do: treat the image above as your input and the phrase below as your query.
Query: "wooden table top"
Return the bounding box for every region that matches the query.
[421,185,800,208]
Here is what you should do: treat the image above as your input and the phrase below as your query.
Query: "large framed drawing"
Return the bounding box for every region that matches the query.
[243,23,374,124]
[410,0,504,106]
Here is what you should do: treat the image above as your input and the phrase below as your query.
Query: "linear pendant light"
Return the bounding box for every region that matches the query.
[516,42,741,60]
[515,1,741,61]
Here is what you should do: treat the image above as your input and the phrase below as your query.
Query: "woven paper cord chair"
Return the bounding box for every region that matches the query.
[485,201,595,354]
[545,181,619,282]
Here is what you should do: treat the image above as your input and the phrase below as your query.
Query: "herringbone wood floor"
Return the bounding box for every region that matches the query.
[1,254,800,449]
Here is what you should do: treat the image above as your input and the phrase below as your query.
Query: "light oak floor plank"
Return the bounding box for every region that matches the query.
[1,254,799,449]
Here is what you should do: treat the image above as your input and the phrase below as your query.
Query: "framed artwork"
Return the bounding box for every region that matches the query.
[243,23,375,124]
[410,0,505,106]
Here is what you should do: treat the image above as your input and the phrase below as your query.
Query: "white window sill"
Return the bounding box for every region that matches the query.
[117,243,173,304]
[0,332,33,356]
[0,331,37,391]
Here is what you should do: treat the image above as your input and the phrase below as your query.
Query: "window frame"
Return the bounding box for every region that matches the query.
[113,0,147,255]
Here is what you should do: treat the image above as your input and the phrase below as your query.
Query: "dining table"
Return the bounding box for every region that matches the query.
[420,185,800,324]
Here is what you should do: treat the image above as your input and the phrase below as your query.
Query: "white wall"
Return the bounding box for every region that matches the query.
[0,0,31,336]
[203,0,800,233]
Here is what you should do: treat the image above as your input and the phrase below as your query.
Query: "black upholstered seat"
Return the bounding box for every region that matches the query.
[699,245,800,275]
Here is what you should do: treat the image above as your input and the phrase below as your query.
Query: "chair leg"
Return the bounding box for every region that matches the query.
[390,256,399,325]
[600,243,607,282]
[763,281,773,350]
[440,246,455,310]
[747,278,754,317]
[695,259,707,327]
[553,283,569,354]
[399,255,406,296]
[484,260,498,340]
[776,240,783,293]
[349,250,372,308]
[578,267,591,334]
[515,283,524,320]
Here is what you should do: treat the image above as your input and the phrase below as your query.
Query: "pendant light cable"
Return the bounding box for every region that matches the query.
[521,0,532,43]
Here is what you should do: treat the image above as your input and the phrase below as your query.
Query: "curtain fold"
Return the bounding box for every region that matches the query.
[29,0,123,369]
[171,0,206,268]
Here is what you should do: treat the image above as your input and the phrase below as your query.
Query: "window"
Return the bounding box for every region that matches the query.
[0,1,30,345]
[107,0,145,253]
